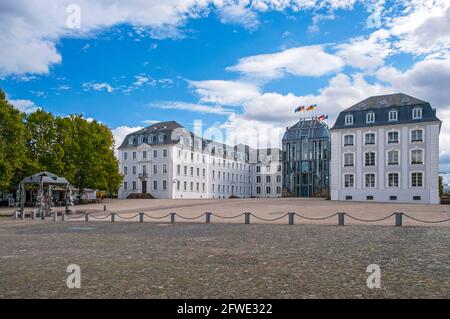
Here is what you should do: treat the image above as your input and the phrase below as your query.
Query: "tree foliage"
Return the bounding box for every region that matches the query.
[0,89,122,194]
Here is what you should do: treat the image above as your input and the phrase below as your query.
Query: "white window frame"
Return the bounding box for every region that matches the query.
[386,172,401,188]
[343,173,355,188]
[410,128,424,143]
[364,132,376,145]
[343,133,355,147]
[366,112,375,124]
[364,173,376,189]
[386,130,400,144]
[344,114,353,126]
[410,148,424,165]
[412,107,422,120]
[388,110,398,122]
[410,171,424,188]
[386,149,400,166]
[364,151,376,166]
[343,152,355,167]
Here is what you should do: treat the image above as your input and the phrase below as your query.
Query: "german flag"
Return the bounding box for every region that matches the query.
[295,105,305,113]
[306,104,317,111]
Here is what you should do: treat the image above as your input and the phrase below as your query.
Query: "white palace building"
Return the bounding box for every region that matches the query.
[330,93,441,204]
[117,121,282,199]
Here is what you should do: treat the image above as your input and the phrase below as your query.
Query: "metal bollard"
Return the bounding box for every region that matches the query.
[139,212,144,223]
[13,211,19,220]
[395,212,403,227]
[111,213,116,223]
[170,213,176,223]
[205,212,212,224]
[104,205,107,211]
[41,211,45,220]
[85,213,89,222]
[288,213,295,225]
[244,212,251,224]
[338,212,345,226]
[61,212,65,222]
[31,210,36,220]
[52,211,57,222]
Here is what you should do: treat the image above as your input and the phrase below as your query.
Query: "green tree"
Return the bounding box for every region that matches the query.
[25,109,64,176]
[439,175,444,197]
[0,90,28,191]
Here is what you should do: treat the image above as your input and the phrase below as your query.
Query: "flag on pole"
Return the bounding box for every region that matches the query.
[295,105,305,113]
[318,114,328,121]
[306,104,317,111]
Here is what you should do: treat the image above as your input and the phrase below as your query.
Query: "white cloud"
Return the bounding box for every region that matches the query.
[8,98,41,113]
[188,80,260,105]
[227,45,344,80]
[149,101,234,115]
[82,82,115,93]
[111,125,142,153]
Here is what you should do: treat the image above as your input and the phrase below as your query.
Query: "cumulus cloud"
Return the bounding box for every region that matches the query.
[227,45,344,80]
[111,125,142,154]
[8,98,41,113]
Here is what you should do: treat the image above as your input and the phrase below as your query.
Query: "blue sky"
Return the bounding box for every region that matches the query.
[1,0,450,169]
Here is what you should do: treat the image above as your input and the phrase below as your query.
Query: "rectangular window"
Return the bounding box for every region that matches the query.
[345,115,353,125]
[163,181,167,190]
[124,166,128,175]
[344,174,354,188]
[365,152,375,166]
[190,167,194,176]
[143,151,147,159]
[367,196,374,200]
[411,130,423,142]
[388,151,399,165]
[153,150,158,158]
[344,153,354,167]
[256,166,261,173]
[412,108,422,119]
[163,164,167,174]
[411,172,423,187]
[266,187,271,194]
[365,133,376,145]
[344,135,354,146]
[153,181,158,190]
[153,165,157,174]
[124,152,128,160]
[390,196,397,201]
[411,150,423,165]
[388,173,399,188]
[132,181,136,190]
[163,149,167,157]
[184,166,187,175]
[124,182,127,191]
[133,152,136,160]
[132,166,136,175]
[256,187,261,195]
[388,131,399,144]
[256,176,261,183]
[177,165,181,175]
[345,195,352,200]
[389,110,398,121]
[413,196,421,201]
[365,174,375,188]
[366,113,375,123]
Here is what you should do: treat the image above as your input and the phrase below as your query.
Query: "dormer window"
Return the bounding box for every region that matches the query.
[128,136,135,145]
[412,107,422,120]
[388,110,398,121]
[345,114,353,126]
[159,134,166,143]
[366,112,375,124]
[148,134,156,144]
[138,135,145,144]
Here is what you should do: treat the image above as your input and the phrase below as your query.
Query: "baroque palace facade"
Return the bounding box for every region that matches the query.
[117,121,282,199]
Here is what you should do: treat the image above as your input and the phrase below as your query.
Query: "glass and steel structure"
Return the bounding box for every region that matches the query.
[282,118,330,197]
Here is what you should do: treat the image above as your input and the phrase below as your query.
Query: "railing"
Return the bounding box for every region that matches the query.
[12,210,450,227]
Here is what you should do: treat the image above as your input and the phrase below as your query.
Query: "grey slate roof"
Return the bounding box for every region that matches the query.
[282,118,330,142]
[332,93,441,130]
[117,121,183,149]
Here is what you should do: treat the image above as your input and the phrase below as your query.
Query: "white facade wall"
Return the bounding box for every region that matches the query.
[330,122,440,204]
[118,142,282,199]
